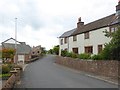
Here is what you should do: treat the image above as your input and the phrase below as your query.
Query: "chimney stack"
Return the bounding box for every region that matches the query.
[116,0,120,23]
[77,17,84,29]
[116,0,120,11]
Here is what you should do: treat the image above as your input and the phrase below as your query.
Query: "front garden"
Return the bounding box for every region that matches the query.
[0,63,22,80]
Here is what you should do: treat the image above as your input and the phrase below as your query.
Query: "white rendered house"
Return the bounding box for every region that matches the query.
[59,2,120,56]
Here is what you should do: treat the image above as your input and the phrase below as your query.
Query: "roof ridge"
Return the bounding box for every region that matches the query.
[84,13,115,26]
[2,37,21,44]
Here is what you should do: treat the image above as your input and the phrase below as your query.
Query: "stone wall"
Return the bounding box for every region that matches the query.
[55,56,119,78]
[2,68,22,90]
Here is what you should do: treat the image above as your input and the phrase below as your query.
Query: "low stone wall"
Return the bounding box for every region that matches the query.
[55,56,119,78]
[2,68,22,90]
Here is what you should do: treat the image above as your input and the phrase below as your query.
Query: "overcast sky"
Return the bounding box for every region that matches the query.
[0,0,118,50]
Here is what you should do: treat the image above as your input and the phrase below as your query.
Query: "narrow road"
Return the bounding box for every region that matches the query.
[16,55,118,88]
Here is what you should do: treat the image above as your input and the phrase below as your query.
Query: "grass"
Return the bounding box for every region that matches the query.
[0,73,11,78]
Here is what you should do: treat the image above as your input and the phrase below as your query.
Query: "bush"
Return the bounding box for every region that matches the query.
[66,52,73,57]
[71,53,78,58]
[61,50,68,57]
[91,54,103,60]
[0,73,11,78]
[2,65,10,74]
[78,53,91,59]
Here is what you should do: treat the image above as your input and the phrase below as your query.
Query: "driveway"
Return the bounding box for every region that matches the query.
[15,55,118,88]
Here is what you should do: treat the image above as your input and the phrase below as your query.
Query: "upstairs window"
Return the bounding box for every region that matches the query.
[61,39,63,45]
[110,27,115,33]
[64,37,67,44]
[84,32,89,39]
[73,35,77,41]
[110,27,118,33]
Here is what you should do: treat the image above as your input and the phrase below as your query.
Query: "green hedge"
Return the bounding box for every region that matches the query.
[78,53,91,59]
[2,65,11,74]
[91,54,103,60]
[0,73,11,78]
[61,50,68,57]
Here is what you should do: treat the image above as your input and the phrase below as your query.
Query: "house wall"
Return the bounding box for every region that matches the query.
[31,45,42,56]
[17,54,30,63]
[24,54,30,62]
[59,27,111,55]
[59,38,68,50]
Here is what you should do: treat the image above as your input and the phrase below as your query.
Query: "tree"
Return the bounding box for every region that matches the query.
[41,47,46,54]
[48,49,53,54]
[53,45,59,55]
[101,27,120,60]
[1,48,16,62]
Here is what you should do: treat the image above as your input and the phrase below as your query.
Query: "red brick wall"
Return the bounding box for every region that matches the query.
[55,56,119,78]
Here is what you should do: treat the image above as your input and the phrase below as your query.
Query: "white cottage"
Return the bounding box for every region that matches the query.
[59,1,120,56]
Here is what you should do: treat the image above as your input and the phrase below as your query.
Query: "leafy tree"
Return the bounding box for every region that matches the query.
[53,45,59,55]
[2,48,16,62]
[41,47,46,54]
[48,49,53,54]
[101,27,120,60]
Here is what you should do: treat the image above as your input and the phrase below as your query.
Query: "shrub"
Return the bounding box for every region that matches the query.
[62,51,78,58]
[61,50,68,57]
[2,65,10,74]
[0,73,11,78]
[7,64,15,70]
[91,54,103,60]
[71,53,78,58]
[78,53,91,59]
[101,27,120,60]
[66,52,73,57]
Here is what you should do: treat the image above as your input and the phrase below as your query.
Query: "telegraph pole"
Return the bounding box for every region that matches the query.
[14,18,17,64]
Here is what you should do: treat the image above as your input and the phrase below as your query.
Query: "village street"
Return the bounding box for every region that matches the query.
[15,55,118,88]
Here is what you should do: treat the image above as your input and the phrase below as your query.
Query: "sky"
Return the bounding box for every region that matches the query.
[0,0,118,50]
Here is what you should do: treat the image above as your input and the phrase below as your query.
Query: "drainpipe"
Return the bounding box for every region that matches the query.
[14,18,17,64]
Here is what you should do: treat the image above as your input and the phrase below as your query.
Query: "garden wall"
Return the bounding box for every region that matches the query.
[55,56,119,78]
[2,68,22,90]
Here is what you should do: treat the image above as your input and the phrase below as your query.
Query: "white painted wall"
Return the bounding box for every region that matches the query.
[59,27,111,55]
[59,38,68,56]
[18,55,24,64]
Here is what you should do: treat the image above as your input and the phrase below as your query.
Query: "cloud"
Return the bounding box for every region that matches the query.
[0,0,118,50]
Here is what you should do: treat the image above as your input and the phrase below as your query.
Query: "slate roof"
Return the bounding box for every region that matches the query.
[1,38,31,54]
[59,29,76,38]
[2,43,31,54]
[72,14,118,36]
